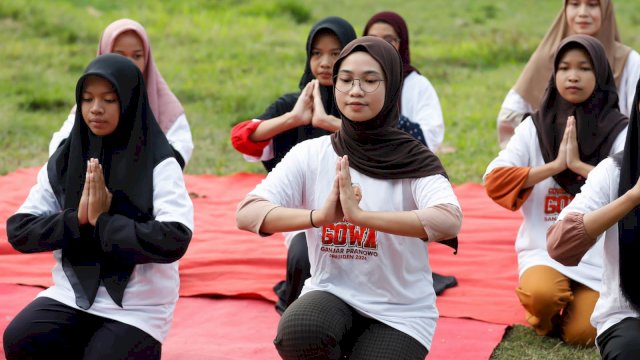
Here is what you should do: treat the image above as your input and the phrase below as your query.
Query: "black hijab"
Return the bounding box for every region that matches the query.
[47,53,175,309]
[262,16,356,171]
[614,77,640,313]
[532,35,627,196]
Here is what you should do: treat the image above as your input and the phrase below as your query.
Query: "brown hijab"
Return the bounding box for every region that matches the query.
[532,35,628,195]
[363,11,418,79]
[513,0,631,110]
[330,36,445,180]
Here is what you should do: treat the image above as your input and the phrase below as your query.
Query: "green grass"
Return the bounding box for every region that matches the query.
[2,1,640,358]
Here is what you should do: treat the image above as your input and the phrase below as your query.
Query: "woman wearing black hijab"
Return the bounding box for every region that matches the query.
[4,53,193,359]
[231,16,357,314]
[237,36,461,359]
[548,77,640,359]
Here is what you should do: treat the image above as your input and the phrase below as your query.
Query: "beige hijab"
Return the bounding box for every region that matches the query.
[513,0,631,109]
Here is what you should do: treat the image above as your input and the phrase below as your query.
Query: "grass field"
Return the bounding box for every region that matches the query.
[2,1,640,358]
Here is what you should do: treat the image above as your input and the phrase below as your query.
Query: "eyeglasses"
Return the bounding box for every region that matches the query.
[333,76,384,93]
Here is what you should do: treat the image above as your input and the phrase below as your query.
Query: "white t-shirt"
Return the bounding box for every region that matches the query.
[248,135,460,350]
[500,49,640,118]
[556,157,638,342]
[15,158,194,342]
[48,112,194,166]
[402,71,445,153]
[484,117,627,291]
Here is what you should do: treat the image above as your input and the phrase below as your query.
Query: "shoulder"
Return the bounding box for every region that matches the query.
[403,71,433,89]
[153,157,184,178]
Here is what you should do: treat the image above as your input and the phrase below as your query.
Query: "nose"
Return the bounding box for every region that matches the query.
[319,55,332,69]
[90,101,104,114]
[577,4,588,16]
[349,79,365,95]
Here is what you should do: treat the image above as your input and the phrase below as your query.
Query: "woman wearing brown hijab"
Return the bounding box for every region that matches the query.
[496,0,639,149]
[236,37,461,359]
[485,35,628,346]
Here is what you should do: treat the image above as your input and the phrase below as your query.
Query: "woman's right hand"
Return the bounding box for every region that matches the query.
[553,119,570,173]
[314,159,345,227]
[77,162,90,225]
[289,81,314,127]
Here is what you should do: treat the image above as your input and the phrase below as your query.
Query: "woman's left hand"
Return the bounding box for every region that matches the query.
[88,158,112,226]
[566,116,580,168]
[337,155,363,223]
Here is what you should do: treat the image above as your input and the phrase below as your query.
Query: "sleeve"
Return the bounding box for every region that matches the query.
[484,166,533,211]
[246,139,309,209]
[230,119,272,157]
[547,212,597,266]
[618,50,640,117]
[6,165,82,253]
[48,111,75,157]
[496,89,534,148]
[485,116,534,174]
[412,203,462,242]
[236,194,280,236]
[164,113,194,169]
[402,73,444,152]
[94,158,194,264]
[547,158,617,264]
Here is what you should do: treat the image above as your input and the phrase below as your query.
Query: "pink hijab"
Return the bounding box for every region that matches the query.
[95,18,184,133]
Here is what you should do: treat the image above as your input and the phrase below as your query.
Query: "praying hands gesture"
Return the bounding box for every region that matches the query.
[77,158,113,226]
[288,81,314,127]
[564,116,593,177]
[312,156,363,226]
[311,79,341,132]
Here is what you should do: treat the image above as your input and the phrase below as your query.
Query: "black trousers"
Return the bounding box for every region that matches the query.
[3,296,161,360]
[274,290,428,360]
[597,317,640,360]
[275,232,312,314]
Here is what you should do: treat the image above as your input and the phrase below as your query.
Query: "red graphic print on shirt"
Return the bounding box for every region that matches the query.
[544,188,574,222]
[320,222,379,260]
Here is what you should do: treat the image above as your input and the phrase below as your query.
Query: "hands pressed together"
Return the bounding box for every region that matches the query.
[290,80,341,132]
[312,155,363,227]
[77,158,113,226]
[554,116,592,177]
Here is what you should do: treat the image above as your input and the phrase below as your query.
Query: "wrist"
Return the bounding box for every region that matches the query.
[310,209,320,228]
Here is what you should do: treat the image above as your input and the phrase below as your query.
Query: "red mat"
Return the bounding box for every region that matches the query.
[0,168,525,358]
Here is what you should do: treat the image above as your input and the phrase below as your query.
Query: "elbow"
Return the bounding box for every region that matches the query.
[546,221,580,266]
[440,207,463,240]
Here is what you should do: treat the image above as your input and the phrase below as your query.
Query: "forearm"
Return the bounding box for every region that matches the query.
[6,210,81,253]
[349,210,428,238]
[320,115,341,132]
[524,161,562,188]
[95,213,192,264]
[250,113,300,141]
[583,190,640,238]
[568,160,594,179]
[261,207,315,233]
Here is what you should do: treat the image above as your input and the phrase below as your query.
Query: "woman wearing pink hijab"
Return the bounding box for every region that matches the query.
[48,19,194,169]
